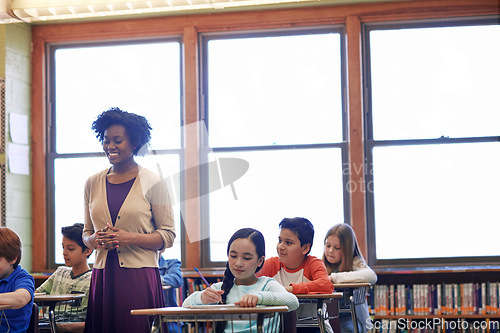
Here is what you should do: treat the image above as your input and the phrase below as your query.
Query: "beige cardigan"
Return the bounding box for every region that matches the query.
[83,167,176,269]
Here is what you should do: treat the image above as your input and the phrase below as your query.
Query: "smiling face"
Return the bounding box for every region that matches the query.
[228,237,264,285]
[103,124,136,167]
[276,228,310,270]
[324,234,342,265]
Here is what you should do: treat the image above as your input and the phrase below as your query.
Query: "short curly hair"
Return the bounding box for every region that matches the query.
[92,107,152,155]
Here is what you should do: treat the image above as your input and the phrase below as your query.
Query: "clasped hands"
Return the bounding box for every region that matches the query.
[200,287,259,307]
[95,223,129,250]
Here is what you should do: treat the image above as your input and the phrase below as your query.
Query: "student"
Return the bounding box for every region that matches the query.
[0,227,35,333]
[182,228,299,333]
[257,217,334,332]
[322,223,377,333]
[158,256,183,333]
[257,217,334,294]
[37,223,93,333]
[158,257,183,307]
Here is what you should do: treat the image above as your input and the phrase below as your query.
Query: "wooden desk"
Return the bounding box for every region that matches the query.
[131,305,289,333]
[34,294,85,333]
[333,283,371,333]
[295,293,343,333]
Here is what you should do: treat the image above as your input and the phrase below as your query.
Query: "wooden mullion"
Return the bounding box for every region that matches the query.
[345,14,367,258]
[31,35,48,272]
[183,26,202,269]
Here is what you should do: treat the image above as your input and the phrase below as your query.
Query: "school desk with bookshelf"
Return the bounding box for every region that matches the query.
[367,265,500,333]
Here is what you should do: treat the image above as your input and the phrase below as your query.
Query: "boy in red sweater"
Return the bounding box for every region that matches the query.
[257,217,334,332]
[257,217,333,294]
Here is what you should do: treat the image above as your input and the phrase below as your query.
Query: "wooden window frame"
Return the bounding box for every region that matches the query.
[363,17,500,267]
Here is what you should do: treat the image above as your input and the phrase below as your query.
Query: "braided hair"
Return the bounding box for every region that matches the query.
[215,228,265,333]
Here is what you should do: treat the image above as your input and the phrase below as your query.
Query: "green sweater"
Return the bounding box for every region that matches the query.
[36,266,92,320]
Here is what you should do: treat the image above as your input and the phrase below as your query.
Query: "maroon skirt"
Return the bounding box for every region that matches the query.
[84,250,165,333]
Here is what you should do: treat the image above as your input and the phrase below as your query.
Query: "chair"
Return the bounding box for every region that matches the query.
[334,284,371,333]
[294,293,343,333]
[27,302,40,333]
[35,294,86,333]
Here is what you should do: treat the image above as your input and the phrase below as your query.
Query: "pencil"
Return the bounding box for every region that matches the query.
[194,267,211,287]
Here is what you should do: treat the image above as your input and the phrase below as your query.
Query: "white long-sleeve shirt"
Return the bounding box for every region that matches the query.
[329,257,377,284]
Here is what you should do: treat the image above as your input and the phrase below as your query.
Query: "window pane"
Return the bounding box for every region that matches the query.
[208,149,344,261]
[370,24,500,140]
[55,41,181,153]
[207,33,343,147]
[54,157,110,264]
[52,40,183,266]
[54,154,181,264]
[372,143,500,259]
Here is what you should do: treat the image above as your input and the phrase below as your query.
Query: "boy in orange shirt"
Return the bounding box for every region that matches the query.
[257,217,333,294]
[257,217,334,332]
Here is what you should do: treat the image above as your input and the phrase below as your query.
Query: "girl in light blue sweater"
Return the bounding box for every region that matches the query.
[182,228,299,332]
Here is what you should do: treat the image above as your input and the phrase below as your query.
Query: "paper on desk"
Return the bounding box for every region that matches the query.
[187,304,266,309]
[187,304,238,309]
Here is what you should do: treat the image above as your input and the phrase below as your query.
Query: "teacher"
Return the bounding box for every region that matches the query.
[83,107,176,332]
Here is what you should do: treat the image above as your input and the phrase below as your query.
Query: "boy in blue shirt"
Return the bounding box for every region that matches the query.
[158,257,183,307]
[0,227,35,333]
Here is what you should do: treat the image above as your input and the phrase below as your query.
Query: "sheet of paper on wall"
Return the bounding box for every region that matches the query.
[8,143,30,175]
[9,113,29,145]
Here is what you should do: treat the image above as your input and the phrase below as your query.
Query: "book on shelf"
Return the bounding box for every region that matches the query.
[183,276,223,300]
[369,281,500,316]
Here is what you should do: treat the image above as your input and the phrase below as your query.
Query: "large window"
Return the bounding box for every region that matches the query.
[48,40,183,266]
[200,28,349,264]
[364,19,500,265]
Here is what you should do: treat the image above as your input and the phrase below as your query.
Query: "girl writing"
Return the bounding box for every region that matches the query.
[182,228,299,332]
[322,223,377,333]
